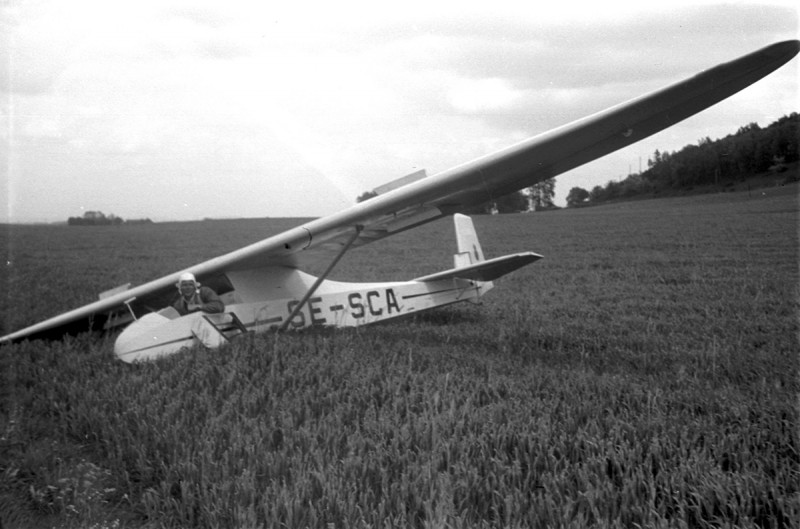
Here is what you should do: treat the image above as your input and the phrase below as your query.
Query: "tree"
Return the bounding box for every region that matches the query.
[68,211,117,225]
[493,191,529,213]
[527,178,556,210]
[462,190,528,214]
[589,185,605,202]
[356,191,378,203]
[565,187,590,207]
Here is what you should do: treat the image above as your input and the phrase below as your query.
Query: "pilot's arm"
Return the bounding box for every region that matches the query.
[195,286,225,314]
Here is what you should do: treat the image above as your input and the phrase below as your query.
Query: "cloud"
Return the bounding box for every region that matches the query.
[0,5,68,94]
[2,1,798,223]
[448,78,523,114]
[163,4,232,29]
[379,4,797,89]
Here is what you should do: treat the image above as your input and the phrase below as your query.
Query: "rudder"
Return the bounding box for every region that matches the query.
[453,214,485,268]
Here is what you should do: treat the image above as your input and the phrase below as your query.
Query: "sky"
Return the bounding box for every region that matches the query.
[1,1,798,223]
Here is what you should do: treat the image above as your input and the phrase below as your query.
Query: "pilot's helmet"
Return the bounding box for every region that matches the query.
[177,272,199,287]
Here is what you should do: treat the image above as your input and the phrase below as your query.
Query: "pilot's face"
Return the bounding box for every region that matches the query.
[179,281,197,298]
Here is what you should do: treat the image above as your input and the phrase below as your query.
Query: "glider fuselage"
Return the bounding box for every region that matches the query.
[114,274,488,362]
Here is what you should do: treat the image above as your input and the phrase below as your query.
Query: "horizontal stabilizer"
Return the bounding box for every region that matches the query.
[414,252,542,283]
[98,283,131,300]
[374,169,427,195]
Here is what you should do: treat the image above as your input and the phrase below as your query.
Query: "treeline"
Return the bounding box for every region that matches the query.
[67,211,153,226]
[357,174,558,215]
[567,113,799,206]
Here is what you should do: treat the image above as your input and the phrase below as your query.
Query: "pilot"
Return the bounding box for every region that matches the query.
[172,272,225,316]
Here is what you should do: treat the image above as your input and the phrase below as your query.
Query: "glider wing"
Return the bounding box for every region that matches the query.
[2,40,798,344]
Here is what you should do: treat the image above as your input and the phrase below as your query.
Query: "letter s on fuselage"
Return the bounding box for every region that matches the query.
[348,289,400,320]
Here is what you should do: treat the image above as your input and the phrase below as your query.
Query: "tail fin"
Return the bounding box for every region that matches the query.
[413,214,540,291]
[453,214,490,303]
[453,213,485,268]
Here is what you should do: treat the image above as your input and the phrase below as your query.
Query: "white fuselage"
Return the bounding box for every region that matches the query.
[114,274,488,363]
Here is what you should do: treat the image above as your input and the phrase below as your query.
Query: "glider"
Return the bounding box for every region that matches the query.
[2,40,798,362]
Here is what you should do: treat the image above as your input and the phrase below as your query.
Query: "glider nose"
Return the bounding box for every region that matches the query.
[114,312,176,363]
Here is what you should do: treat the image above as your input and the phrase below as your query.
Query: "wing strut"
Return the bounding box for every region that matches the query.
[124,297,138,321]
[279,225,363,332]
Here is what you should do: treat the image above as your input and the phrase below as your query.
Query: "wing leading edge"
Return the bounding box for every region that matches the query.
[2,40,798,344]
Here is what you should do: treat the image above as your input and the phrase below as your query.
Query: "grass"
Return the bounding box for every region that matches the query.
[1,183,798,528]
